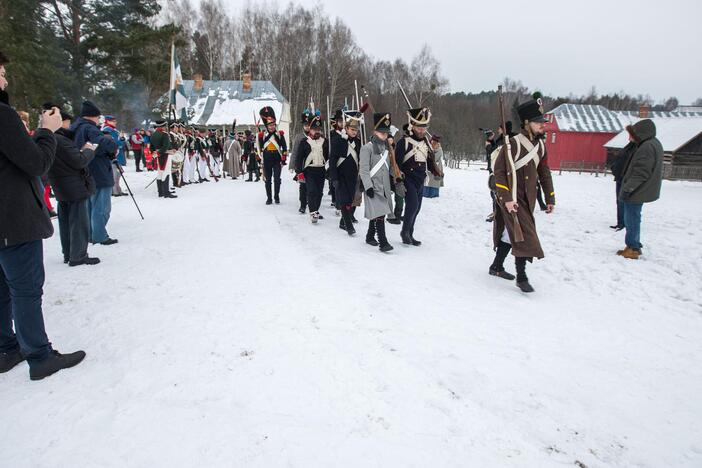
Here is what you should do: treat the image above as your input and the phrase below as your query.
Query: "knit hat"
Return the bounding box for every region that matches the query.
[80,100,102,118]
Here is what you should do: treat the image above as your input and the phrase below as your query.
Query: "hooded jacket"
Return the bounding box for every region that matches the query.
[620,119,663,204]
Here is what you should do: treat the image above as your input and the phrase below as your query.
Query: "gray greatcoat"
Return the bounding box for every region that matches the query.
[224,138,243,177]
[425,146,445,188]
[359,136,393,220]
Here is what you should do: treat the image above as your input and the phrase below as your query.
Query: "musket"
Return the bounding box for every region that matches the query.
[253,110,265,182]
[497,85,525,243]
[360,85,402,182]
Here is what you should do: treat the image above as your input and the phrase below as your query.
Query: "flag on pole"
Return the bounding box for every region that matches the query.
[170,42,188,121]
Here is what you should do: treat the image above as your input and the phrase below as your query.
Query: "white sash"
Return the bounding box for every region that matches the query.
[514,134,543,171]
[403,138,429,164]
[338,144,359,167]
[370,150,388,178]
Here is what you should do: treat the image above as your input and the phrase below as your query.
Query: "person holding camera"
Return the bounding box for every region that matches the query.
[0,51,86,380]
[46,104,100,266]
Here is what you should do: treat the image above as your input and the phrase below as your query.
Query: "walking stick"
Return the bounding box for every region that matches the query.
[497,85,525,243]
[114,162,145,220]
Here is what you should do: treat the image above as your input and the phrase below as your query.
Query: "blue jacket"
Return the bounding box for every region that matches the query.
[89,133,118,188]
[103,124,126,165]
[70,117,104,150]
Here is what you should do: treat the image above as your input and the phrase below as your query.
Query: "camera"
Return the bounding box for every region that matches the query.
[479,127,494,138]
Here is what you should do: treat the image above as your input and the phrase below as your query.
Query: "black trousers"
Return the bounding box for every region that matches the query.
[299,181,307,208]
[402,172,426,235]
[305,167,326,212]
[57,198,90,262]
[263,156,282,198]
[133,149,143,170]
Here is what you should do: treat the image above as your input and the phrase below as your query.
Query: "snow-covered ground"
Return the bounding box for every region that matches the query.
[2,165,701,468]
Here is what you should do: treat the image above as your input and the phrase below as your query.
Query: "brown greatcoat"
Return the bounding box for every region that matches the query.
[493,130,555,259]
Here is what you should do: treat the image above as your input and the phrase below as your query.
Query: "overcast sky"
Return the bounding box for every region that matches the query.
[194,0,702,103]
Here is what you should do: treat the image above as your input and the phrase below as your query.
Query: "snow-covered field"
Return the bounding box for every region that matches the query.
[2,165,701,468]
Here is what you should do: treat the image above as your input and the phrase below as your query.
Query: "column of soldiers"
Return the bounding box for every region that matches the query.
[146,95,555,294]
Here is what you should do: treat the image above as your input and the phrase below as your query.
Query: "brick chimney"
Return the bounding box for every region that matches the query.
[639,105,650,118]
[193,74,204,92]
[242,72,252,92]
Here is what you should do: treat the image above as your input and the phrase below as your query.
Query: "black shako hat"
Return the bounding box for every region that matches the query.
[517,99,548,123]
[407,107,431,128]
[153,119,167,128]
[301,110,313,126]
[260,106,276,125]
[80,100,101,118]
[373,113,392,133]
[309,114,323,130]
[332,109,344,122]
[344,110,363,129]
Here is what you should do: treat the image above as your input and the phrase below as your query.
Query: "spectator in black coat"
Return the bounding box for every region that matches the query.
[608,142,636,230]
[47,108,100,266]
[0,50,86,380]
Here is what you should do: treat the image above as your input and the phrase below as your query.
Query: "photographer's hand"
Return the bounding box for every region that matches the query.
[40,107,62,133]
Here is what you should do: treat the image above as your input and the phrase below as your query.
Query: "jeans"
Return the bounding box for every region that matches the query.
[0,240,51,362]
[623,202,643,250]
[112,164,124,195]
[89,186,112,243]
[615,180,625,227]
[58,199,90,262]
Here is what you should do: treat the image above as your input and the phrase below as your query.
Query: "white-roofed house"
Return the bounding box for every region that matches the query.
[604,117,702,180]
[544,103,702,172]
[163,73,291,136]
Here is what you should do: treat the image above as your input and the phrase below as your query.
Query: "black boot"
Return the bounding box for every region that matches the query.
[376,218,393,252]
[156,179,164,197]
[342,208,356,236]
[366,219,379,246]
[163,176,177,198]
[489,241,516,280]
[409,228,422,246]
[0,348,25,373]
[515,257,534,293]
[29,349,86,381]
[401,230,413,245]
[274,183,281,204]
[265,185,273,205]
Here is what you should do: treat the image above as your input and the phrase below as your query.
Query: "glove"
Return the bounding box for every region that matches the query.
[297,172,305,182]
[281,157,287,165]
[365,188,375,198]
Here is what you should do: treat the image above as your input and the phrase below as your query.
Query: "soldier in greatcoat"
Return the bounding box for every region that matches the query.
[359,113,395,253]
[491,99,555,293]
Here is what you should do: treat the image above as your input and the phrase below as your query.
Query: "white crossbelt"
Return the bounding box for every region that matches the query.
[338,144,359,167]
[513,134,543,171]
[370,150,388,177]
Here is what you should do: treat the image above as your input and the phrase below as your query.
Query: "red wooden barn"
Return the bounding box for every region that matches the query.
[543,104,630,169]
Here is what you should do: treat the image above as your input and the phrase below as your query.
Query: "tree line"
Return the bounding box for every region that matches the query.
[2,0,698,158]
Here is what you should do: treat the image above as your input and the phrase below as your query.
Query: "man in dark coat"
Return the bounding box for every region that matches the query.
[243,130,260,182]
[295,114,328,223]
[88,130,119,244]
[329,111,362,236]
[491,99,555,293]
[608,142,636,230]
[394,107,442,246]
[0,51,86,380]
[47,107,100,266]
[616,119,663,260]
[290,110,312,213]
[257,106,288,205]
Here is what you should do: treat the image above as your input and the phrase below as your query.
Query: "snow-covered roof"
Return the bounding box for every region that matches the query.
[548,104,702,134]
[603,117,702,152]
[183,80,288,127]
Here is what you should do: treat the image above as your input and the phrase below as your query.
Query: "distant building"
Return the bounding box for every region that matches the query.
[604,117,702,179]
[543,104,702,169]
[160,73,292,135]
